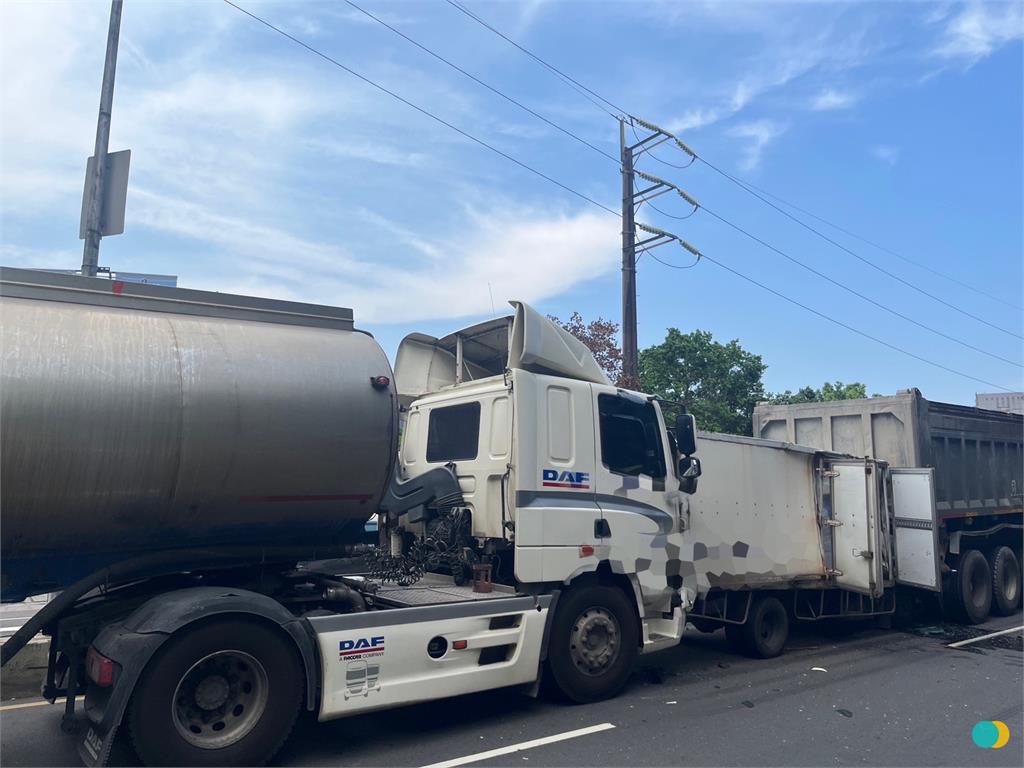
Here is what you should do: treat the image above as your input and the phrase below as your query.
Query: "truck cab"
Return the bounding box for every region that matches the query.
[395,301,699,653]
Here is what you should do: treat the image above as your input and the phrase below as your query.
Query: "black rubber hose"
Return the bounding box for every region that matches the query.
[1,545,336,666]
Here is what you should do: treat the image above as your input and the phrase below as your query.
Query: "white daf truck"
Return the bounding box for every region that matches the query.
[0,269,701,767]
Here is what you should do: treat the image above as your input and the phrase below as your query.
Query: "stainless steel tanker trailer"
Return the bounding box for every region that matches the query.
[0,268,704,767]
[1,267,396,602]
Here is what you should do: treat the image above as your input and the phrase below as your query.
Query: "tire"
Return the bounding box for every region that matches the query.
[546,585,639,703]
[989,546,1021,616]
[128,619,303,766]
[740,596,789,659]
[947,549,992,625]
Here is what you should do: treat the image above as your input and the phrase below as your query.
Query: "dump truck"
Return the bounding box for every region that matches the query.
[0,267,702,767]
[752,393,1023,625]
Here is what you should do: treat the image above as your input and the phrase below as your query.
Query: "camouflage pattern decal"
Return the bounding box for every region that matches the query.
[667,433,828,598]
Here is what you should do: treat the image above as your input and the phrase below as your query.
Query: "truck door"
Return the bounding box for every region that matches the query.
[589,389,680,615]
[828,460,883,597]
[890,468,941,591]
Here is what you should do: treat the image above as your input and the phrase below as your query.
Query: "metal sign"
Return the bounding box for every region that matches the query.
[79,149,130,239]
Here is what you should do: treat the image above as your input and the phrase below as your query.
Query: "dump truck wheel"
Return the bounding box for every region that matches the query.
[989,546,1021,616]
[740,596,789,659]
[947,549,992,624]
[546,585,638,703]
[128,619,303,766]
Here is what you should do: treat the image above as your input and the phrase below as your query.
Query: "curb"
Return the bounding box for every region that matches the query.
[1,637,49,702]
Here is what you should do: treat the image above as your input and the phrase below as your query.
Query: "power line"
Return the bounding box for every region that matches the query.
[343,0,619,164]
[225,0,1016,393]
[695,202,1022,367]
[220,0,618,217]
[442,3,1019,333]
[443,0,627,119]
[694,252,1016,393]
[634,169,1019,366]
[644,248,701,270]
[723,175,1023,312]
[695,156,1024,340]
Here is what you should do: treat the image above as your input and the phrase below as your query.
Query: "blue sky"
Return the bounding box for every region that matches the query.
[1,0,1021,404]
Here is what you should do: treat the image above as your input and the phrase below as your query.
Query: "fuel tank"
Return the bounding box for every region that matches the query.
[0,268,397,600]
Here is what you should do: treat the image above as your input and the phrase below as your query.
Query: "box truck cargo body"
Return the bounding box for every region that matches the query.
[752,392,1022,626]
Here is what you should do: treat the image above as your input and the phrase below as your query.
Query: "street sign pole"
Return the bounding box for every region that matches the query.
[81,0,124,277]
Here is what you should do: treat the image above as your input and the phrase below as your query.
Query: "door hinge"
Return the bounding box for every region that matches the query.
[826,568,844,577]
[594,519,611,538]
[823,519,843,527]
[854,549,874,560]
[819,469,839,477]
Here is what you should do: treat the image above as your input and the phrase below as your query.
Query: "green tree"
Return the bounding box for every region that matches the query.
[549,312,623,385]
[769,381,868,405]
[639,328,767,435]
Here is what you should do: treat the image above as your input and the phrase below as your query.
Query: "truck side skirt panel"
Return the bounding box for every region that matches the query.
[310,597,550,720]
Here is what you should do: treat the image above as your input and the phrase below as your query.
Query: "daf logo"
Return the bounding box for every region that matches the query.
[339,636,385,658]
[542,469,590,489]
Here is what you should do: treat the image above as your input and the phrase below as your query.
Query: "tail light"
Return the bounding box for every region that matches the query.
[85,646,116,687]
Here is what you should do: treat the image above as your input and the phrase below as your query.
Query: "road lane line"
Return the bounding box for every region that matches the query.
[419,723,616,768]
[0,696,83,712]
[947,625,1024,648]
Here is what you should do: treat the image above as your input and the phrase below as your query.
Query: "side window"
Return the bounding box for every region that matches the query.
[426,402,481,462]
[598,394,666,478]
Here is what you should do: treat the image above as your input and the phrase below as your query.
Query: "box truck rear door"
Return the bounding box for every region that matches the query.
[829,460,882,597]
[890,468,941,591]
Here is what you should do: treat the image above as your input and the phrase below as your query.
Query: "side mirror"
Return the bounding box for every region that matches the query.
[678,456,701,495]
[675,413,697,456]
[678,455,702,479]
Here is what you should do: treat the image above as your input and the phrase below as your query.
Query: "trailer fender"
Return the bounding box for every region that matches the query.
[78,587,319,767]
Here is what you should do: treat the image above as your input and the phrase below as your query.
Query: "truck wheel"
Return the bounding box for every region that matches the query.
[948,549,992,624]
[740,596,789,659]
[989,546,1021,616]
[128,619,303,766]
[546,585,638,703]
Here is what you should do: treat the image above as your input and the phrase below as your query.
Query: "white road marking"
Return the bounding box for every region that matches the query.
[419,723,616,768]
[947,625,1024,649]
[0,696,83,712]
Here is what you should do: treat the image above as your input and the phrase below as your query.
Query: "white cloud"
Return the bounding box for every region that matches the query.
[728,120,788,171]
[870,145,900,166]
[811,88,859,111]
[934,2,1024,65]
[305,139,428,167]
[122,186,619,324]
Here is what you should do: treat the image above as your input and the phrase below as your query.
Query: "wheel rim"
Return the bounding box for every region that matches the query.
[1005,559,1021,603]
[172,650,269,750]
[569,606,621,676]
[759,612,776,642]
[968,563,987,609]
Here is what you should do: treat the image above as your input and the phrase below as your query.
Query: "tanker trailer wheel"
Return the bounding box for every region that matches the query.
[546,585,638,703]
[128,619,303,766]
[989,546,1021,616]
[738,595,789,659]
[946,549,992,624]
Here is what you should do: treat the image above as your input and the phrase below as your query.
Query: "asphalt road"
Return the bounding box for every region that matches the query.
[2,613,1021,767]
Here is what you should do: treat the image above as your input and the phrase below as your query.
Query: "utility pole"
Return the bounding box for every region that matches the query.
[81,0,124,277]
[620,119,638,387]
[619,117,702,387]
